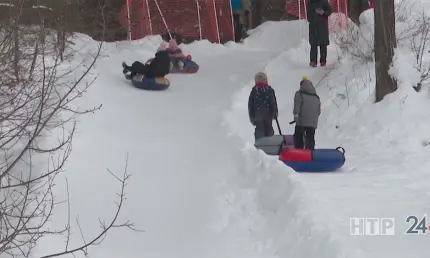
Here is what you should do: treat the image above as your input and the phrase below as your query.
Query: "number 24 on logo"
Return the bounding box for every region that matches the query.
[405,215,428,235]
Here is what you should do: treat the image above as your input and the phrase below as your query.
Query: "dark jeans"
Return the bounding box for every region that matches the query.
[293,125,316,150]
[233,13,242,42]
[254,119,274,141]
[310,45,327,63]
[125,61,148,77]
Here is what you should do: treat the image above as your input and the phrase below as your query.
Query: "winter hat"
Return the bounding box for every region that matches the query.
[300,75,309,85]
[169,39,178,50]
[254,72,268,83]
[157,41,168,52]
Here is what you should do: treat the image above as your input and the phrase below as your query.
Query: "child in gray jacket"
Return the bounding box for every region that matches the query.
[293,76,321,149]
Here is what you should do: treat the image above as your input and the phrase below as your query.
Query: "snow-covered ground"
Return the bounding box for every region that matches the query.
[32,8,430,258]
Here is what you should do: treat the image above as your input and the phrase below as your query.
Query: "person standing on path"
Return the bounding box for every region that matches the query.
[293,76,321,150]
[307,0,332,67]
[248,72,278,141]
[230,0,252,42]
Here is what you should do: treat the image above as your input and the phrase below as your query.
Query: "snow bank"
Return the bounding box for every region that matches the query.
[336,48,430,150]
[221,22,353,258]
[301,44,430,258]
[181,20,308,53]
[213,136,354,258]
[241,20,308,51]
[339,0,430,61]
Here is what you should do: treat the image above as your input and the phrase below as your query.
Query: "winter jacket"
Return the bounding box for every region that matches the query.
[307,0,332,46]
[248,82,278,123]
[147,50,170,77]
[231,0,251,10]
[167,39,186,59]
[293,80,321,128]
[168,48,186,59]
[231,0,243,10]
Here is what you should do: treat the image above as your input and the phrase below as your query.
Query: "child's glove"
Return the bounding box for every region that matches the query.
[186,55,192,61]
[316,8,324,15]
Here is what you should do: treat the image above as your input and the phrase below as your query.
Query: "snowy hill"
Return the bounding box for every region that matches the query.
[31,11,430,258]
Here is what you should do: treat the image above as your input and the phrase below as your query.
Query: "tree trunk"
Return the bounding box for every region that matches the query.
[348,0,370,25]
[374,0,397,102]
[251,0,263,29]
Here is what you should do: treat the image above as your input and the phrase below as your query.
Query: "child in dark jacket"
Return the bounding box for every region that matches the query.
[123,41,171,78]
[248,72,278,141]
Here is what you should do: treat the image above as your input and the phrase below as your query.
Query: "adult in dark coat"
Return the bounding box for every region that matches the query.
[248,72,278,141]
[230,0,252,42]
[123,42,171,78]
[307,0,332,67]
[293,76,321,150]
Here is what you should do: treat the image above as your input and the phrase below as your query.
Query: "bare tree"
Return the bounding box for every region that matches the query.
[336,0,412,62]
[409,12,430,91]
[0,1,137,257]
[374,0,397,102]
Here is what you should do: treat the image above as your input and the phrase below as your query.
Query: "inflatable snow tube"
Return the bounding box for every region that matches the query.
[171,60,199,74]
[127,74,170,91]
[279,147,346,172]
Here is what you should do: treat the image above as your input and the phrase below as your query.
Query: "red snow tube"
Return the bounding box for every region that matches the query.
[279,147,345,172]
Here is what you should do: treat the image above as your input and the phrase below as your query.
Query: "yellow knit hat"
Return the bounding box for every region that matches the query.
[302,76,308,81]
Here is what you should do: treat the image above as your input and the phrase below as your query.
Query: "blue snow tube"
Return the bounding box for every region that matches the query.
[280,147,345,172]
[127,74,170,91]
[184,60,199,72]
[170,60,199,74]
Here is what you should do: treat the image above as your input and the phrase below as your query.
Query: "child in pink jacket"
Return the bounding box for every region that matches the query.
[167,39,191,69]
[167,39,186,58]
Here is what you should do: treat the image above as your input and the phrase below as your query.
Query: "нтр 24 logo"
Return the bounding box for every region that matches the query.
[405,215,429,235]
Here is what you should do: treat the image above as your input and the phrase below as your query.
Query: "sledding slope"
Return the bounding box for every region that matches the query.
[34,14,428,258]
[35,20,348,258]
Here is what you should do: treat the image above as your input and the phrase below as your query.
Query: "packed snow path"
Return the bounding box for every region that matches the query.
[36,36,288,257]
[89,49,275,258]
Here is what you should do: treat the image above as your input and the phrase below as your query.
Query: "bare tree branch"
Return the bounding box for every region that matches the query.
[0,0,139,257]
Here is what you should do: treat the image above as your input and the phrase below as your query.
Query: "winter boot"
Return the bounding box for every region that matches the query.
[309,61,317,67]
[122,62,128,74]
[320,61,327,67]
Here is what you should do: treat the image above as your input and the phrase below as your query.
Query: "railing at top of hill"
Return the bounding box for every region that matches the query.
[118,0,348,43]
